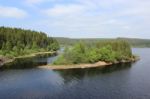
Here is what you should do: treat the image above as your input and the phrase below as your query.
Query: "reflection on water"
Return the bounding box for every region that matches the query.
[1,53,57,69]
[55,63,132,84]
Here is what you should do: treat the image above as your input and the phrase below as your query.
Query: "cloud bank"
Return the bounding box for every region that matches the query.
[0,6,28,18]
[0,0,150,38]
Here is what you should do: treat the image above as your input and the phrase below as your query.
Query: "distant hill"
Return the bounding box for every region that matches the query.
[54,37,150,47]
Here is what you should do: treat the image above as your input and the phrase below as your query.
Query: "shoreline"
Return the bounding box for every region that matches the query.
[0,51,57,67]
[38,57,140,70]
[0,57,14,67]
[14,51,57,59]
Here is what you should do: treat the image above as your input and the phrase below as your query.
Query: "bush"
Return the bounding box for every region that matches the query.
[98,45,116,62]
[53,55,72,65]
[86,48,100,63]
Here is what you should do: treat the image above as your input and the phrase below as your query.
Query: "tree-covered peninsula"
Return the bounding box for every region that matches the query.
[53,40,137,66]
[0,27,59,58]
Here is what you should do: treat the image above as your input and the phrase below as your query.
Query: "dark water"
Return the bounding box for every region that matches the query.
[1,54,58,69]
[0,48,150,99]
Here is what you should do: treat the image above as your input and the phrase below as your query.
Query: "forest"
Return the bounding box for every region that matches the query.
[53,40,135,65]
[0,27,59,58]
[55,37,150,47]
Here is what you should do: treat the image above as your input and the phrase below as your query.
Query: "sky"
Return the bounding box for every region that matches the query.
[0,0,150,39]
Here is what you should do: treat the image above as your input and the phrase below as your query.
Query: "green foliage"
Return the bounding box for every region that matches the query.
[0,26,60,57]
[53,40,133,65]
[55,37,150,48]
[98,45,116,62]
[53,55,72,65]
[32,42,39,50]
[64,42,88,64]
[47,41,60,51]
[86,48,100,63]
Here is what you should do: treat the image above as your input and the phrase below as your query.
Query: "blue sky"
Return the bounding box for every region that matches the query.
[0,0,150,38]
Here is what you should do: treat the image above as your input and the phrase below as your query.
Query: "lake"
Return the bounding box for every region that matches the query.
[0,48,150,99]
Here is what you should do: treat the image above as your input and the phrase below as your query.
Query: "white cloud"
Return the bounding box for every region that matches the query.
[25,0,55,6]
[44,4,87,16]
[0,6,28,18]
[1,0,150,38]
[39,0,150,38]
[26,0,45,5]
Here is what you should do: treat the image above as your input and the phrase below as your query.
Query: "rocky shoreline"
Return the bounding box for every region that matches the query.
[0,57,14,67]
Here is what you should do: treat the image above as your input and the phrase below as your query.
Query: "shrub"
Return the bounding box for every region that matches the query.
[98,45,116,62]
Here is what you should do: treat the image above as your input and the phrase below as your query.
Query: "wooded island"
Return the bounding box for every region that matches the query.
[53,40,136,65]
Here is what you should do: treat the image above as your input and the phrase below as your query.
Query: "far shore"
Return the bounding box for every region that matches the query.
[38,57,140,70]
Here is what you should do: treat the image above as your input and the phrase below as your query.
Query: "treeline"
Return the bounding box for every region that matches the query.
[55,37,150,47]
[0,27,59,57]
[53,40,134,65]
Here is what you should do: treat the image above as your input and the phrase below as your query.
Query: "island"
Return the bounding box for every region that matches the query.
[39,40,139,70]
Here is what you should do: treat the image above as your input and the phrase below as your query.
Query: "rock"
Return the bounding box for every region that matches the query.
[0,59,3,66]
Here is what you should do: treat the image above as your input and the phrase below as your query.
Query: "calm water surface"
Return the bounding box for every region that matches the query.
[0,48,150,99]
